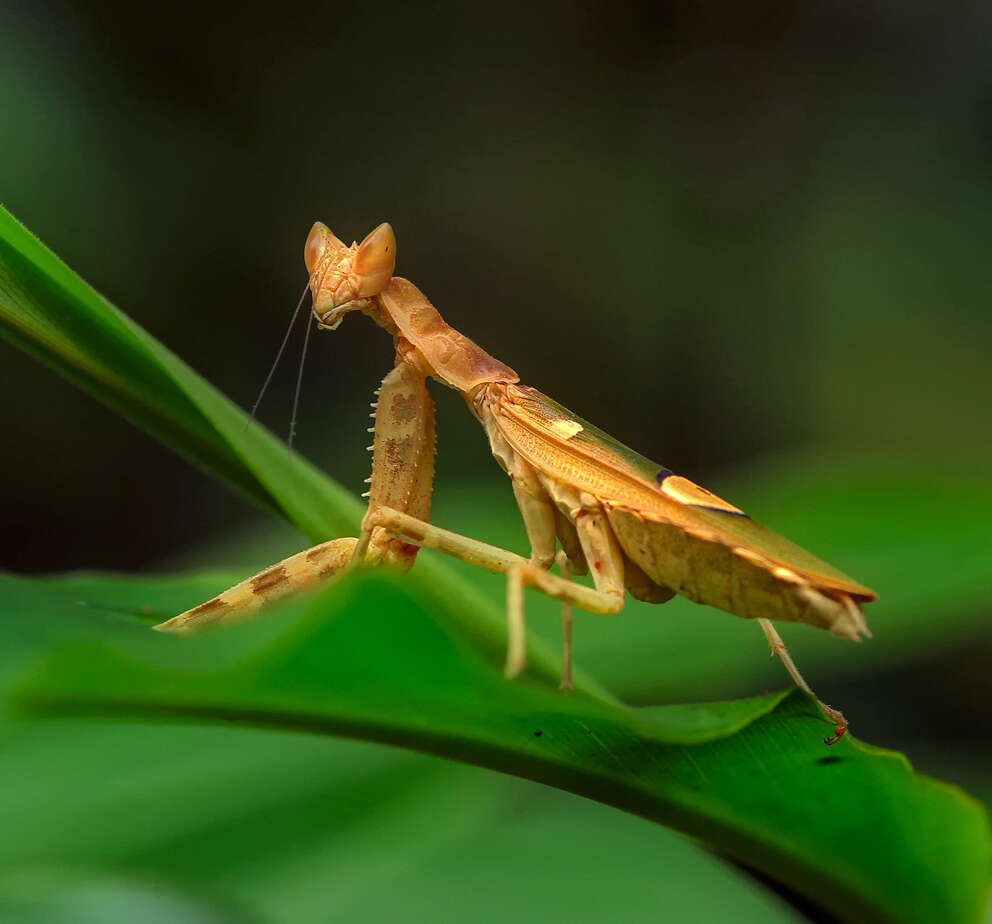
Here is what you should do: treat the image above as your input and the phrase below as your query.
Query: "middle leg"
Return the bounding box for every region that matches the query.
[357,505,623,681]
[359,506,623,616]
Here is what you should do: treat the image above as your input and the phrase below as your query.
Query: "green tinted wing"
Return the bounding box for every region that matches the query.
[508,386,668,488]
[503,386,875,599]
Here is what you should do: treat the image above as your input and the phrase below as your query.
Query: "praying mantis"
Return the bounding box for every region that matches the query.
[156,222,877,745]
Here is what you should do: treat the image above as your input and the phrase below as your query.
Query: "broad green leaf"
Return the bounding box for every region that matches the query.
[6,570,990,924]
[0,871,247,924]
[0,719,799,924]
[0,572,798,924]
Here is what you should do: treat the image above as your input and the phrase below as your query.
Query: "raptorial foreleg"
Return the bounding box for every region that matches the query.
[356,354,436,569]
[157,355,436,634]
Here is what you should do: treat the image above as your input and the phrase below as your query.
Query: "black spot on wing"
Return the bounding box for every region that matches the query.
[654,467,674,487]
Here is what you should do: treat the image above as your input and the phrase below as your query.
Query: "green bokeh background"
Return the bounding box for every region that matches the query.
[2,3,990,921]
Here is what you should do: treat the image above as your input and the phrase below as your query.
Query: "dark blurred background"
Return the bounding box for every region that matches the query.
[4,0,989,575]
[2,2,991,920]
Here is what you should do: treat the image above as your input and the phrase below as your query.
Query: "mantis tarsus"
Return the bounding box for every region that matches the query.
[157,222,877,745]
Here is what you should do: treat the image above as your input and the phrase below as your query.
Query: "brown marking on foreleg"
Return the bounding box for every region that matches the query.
[180,597,229,628]
[155,537,358,634]
[250,565,290,595]
[358,358,436,570]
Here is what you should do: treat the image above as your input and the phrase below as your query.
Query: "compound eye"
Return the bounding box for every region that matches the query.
[304,222,330,275]
[353,222,396,296]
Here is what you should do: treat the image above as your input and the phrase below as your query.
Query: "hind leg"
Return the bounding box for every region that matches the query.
[758,618,848,745]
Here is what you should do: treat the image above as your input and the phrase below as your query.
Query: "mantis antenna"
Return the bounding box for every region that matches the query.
[249,279,312,420]
[287,304,314,447]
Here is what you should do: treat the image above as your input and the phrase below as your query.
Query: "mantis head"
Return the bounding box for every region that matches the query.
[304,221,396,329]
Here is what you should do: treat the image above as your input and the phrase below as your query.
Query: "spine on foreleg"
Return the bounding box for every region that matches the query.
[365,360,436,570]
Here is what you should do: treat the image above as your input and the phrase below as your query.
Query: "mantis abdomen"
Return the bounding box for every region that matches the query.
[606,506,869,640]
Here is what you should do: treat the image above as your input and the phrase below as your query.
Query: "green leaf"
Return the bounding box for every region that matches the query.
[0,720,800,924]
[0,871,248,924]
[6,570,990,924]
